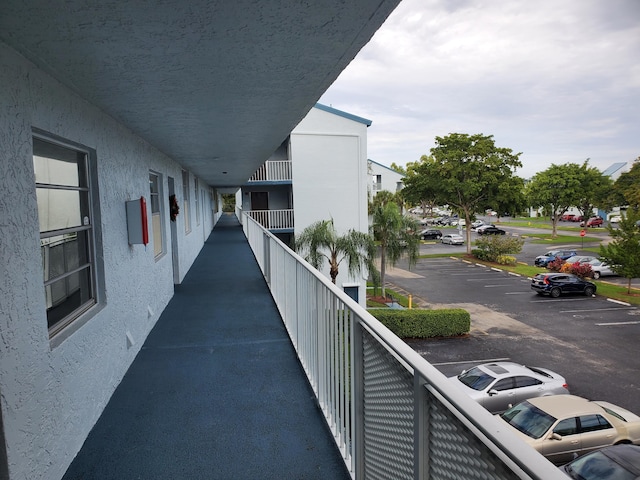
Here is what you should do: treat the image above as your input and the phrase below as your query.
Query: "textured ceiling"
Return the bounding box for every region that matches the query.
[0,0,400,189]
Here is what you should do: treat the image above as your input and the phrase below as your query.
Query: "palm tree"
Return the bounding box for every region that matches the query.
[370,200,420,298]
[295,219,375,285]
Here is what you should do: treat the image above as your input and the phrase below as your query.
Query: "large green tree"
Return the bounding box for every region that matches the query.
[573,160,613,219]
[295,219,374,285]
[599,209,640,293]
[525,163,584,238]
[400,156,442,217]
[612,158,640,212]
[370,201,420,298]
[413,133,522,252]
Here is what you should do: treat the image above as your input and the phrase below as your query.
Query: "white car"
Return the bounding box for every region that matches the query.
[449,362,569,414]
[471,220,484,229]
[609,215,622,223]
[441,233,464,245]
[587,259,616,279]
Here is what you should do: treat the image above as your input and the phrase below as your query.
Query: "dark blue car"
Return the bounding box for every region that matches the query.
[531,273,596,298]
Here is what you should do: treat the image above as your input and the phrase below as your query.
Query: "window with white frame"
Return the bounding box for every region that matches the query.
[33,134,102,337]
[149,171,164,258]
[182,169,191,233]
[194,177,200,225]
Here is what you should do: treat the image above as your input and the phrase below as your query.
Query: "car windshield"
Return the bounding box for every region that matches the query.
[457,367,495,391]
[500,401,556,439]
[565,450,637,480]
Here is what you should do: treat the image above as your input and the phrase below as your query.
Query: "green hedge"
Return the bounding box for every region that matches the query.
[369,308,470,338]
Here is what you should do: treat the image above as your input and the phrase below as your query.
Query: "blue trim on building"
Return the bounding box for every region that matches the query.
[314,103,372,126]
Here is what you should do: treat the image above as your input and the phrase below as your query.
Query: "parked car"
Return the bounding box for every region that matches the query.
[420,229,443,240]
[559,444,640,479]
[441,233,464,245]
[534,250,578,267]
[471,220,485,229]
[609,215,622,223]
[477,226,506,236]
[449,362,569,414]
[587,259,616,279]
[563,255,597,265]
[561,214,576,221]
[498,395,640,465]
[475,224,496,233]
[571,215,584,222]
[581,216,604,227]
[531,273,596,297]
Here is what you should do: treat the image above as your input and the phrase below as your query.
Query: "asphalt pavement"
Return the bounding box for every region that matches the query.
[388,218,640,415]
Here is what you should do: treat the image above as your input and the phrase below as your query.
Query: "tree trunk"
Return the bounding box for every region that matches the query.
[380,246,387,298]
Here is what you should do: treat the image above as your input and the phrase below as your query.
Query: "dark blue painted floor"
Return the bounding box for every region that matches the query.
[63,213,350,480]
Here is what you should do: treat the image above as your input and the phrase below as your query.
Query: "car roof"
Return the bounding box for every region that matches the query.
[597,444,640,475]
[526,395,604,417]
[477,362,539,378]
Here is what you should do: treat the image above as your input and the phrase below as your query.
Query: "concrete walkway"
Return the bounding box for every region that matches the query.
[63,213,350,480]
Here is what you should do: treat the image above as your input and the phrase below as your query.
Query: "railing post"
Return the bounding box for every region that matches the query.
[263,232,270,284]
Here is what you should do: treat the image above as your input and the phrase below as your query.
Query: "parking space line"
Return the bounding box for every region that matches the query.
[431,357,511,367]
[505,292,532,295]
[484,284,512,287]
[530,298,591,303]
[559,307,638,313]
[595,321,640,326]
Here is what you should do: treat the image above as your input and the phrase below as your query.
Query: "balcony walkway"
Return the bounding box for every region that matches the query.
[63,213,350,480]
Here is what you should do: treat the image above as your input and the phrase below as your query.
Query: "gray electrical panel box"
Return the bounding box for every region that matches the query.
[125,198,148,245]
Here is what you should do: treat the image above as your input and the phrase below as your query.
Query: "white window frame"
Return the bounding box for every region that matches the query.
[194,177,200,225]
[149,171,165,259]
[182,169,191,234]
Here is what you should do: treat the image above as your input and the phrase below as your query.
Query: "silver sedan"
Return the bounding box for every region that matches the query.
[449,361,569,414]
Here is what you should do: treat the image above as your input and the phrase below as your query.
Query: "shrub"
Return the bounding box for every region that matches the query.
[496,254,517,265]
[561,261,593,278]
[546,257,565,272]
[370,308,470,338]
[473,236,524,263]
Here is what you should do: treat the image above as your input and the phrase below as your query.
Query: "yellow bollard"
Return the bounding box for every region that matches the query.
[409,294,412,309]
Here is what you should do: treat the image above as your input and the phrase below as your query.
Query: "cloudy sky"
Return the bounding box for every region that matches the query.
[319,0,640,179]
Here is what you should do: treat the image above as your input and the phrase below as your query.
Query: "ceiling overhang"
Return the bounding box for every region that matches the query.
[0,0,400,189]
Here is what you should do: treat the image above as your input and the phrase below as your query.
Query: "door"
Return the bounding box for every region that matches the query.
[251,191,269,210]
[168,176,180,285]
[543,417,580,465]
[514,376,545,405]
[486,377,516,413]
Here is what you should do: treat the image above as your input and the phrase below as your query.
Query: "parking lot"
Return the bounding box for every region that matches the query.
[387,255,640,415]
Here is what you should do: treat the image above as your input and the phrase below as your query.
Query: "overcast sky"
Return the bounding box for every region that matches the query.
[319,0,640,179]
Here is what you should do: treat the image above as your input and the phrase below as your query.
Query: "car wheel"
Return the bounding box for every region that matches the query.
[592,271,601,279]
[584,286,595,296]
[550,287,561,298]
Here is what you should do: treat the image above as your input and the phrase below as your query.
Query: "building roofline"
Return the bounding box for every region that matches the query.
[314,103,372,126]
[368,158,405,177]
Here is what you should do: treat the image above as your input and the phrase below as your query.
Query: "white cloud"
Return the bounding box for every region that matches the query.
[320,0,640,178]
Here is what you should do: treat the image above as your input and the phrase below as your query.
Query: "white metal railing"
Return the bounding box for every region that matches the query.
[241,213,565,480]
[248,160,292,182]
[245,209,293,230]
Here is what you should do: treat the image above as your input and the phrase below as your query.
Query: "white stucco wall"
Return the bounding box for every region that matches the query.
[369,159,404,197]
[0,42,213,480]
[290,107,369,303]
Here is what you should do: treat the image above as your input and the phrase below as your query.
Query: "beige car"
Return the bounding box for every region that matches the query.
[497,395,640,465]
